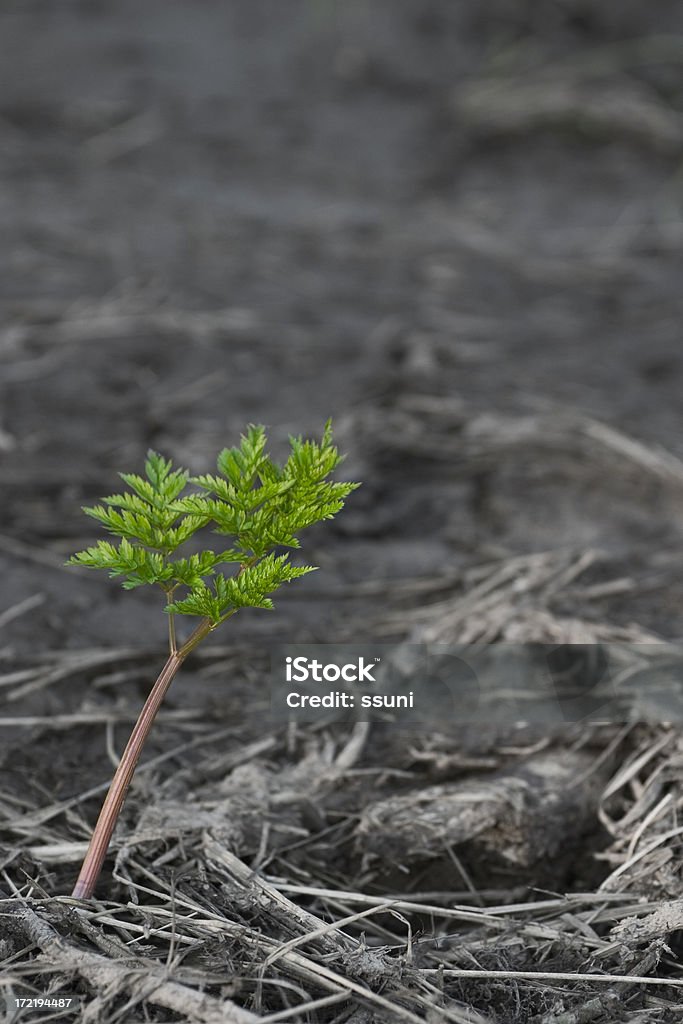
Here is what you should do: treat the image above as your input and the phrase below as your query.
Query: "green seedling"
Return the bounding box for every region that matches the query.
[67,422,358,899]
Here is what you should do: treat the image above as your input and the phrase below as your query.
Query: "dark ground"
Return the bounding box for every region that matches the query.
[3,2,683,1022]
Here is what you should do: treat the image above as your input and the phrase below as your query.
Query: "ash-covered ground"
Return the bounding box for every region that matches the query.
[3,3,683,1021]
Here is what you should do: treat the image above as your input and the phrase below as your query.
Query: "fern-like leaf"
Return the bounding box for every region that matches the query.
[69,424,358,617]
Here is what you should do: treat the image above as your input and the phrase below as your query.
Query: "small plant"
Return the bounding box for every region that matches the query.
[67,422,358,899]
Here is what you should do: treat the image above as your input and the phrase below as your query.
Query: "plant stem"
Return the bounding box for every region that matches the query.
[71,617,213,900]
[168,610,177,654]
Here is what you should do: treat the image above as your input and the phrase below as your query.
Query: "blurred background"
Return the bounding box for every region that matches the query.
[3,0,683,659]
[5,7,683,1010]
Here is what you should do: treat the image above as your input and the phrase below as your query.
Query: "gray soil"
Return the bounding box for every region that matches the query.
[3,2,683,1021]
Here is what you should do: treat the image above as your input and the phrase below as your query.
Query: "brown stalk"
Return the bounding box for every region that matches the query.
[71,616,214,899]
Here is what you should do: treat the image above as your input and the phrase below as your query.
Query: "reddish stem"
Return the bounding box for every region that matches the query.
[71,618,212,899]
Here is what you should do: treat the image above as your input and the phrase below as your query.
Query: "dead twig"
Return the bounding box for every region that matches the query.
[8,899,260,1024]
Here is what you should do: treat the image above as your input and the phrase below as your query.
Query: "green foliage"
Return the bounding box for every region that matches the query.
[82,451,203,552]
[68,538,175,590]
[68,423,358,626]
[174,421,356,558]
[166,554,316,619]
